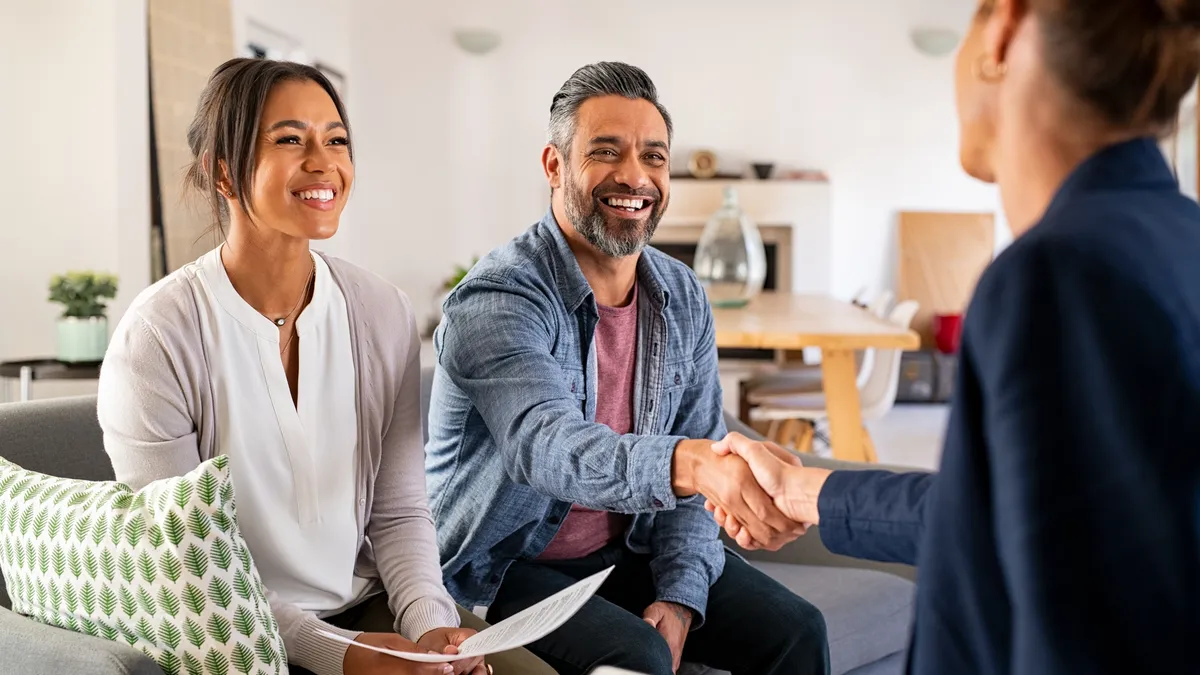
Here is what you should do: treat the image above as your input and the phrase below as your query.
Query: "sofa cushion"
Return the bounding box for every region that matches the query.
[749,562,914,675]
[0,454,286,675]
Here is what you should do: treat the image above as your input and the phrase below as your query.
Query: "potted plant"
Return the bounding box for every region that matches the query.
[423,257,479,338]
[48,271,118,362]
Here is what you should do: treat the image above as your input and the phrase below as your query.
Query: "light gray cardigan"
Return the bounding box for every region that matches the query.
[96,252,459,675]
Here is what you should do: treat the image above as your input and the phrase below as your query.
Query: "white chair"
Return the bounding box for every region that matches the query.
[748,300,920,459]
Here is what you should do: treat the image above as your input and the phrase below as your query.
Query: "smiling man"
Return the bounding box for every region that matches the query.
[425,62,829,675]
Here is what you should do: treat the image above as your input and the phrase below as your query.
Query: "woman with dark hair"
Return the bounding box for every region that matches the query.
[97,58,553,675]
[710,1,1200,673]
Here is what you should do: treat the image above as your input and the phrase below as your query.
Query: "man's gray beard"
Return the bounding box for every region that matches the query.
[564,175,660,259]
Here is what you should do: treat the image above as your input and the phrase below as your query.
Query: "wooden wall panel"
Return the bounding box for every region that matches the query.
[897,211,995,347]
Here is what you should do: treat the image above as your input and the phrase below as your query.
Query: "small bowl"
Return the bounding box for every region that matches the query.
[752,163,775,180]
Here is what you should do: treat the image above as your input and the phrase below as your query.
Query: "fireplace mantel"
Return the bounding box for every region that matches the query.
[654,178,832,294]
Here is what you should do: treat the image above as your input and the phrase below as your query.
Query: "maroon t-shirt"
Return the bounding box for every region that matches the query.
[538,287,639,560]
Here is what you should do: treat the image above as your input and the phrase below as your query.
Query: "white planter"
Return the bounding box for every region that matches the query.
[57,316,108,363]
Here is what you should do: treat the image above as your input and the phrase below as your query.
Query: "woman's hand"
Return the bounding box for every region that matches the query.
[417,627,490,675]
[344,632,464,675]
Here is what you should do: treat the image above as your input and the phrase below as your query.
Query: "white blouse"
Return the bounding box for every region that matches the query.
[192,247,371,615]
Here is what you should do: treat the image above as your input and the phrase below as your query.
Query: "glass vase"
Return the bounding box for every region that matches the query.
[693,187,767,308]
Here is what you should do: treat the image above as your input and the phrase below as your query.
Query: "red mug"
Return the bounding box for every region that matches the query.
[933,313,963,354]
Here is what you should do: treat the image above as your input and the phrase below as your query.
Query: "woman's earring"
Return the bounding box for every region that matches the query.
[972,54,1008,82]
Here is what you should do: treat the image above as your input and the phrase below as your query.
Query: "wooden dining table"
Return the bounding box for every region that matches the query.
[713,292,921,463]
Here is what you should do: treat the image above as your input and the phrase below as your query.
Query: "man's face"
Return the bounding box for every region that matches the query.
[557,96,670,259]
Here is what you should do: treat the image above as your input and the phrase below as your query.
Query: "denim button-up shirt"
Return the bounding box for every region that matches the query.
[426,210,727,622]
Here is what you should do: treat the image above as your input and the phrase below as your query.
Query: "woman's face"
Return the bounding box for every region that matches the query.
[238,79,353,240]
[954,4,1000,183]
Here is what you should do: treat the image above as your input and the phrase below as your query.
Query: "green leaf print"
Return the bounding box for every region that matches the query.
[99,585,117,617]
[184,616,206,649]
[157,650,181,675]
[135,616,157,644]
[0,472,17,496]
[19,501,35,533]
[37,541,49,574]
[35,580,48,606]
[68,547,83,577]
[115,618,139,646]
[233,569,253,601]
[231,642,256,674]
[63,581,78,614]
[112,493,132,511]
[67,490,90,507]
[182,651,204,675]
[32,506,48,536]
[137,587,158,616]
[109,513,124,546]
[118,549,136,583]
[24,481,47,501]
[183,582,206,615]
[63,616,81,634]
[83,546,98,578]
[157,490,171,513]
[208,613,232,645]
[0,501,7,533]
[233,606,256,638]
[99,548,117,581]
[211,538,233,571]
[6,501,19,532]
[81,581,96,614]
[119,586,138,618]
[237,545,253,573]
[148,523,164,548]
[159,618,183,649]
[173,481,193,511]
[100,623,119,642]
[187,507,211,541]
[159,550,182,583]
[209,577,233,610]
[139,550,158,584]
[220,479,234,505]
[158,586,181,617]
[78,616,100,637]
[130,492,146,510]
[253,635,278,665]
[164,511,186,547]
[54,484,75,505]
[47,512,63,538]
[47,583,61,610]
[91,513,108,546]
[62,509,78,539]
[8,538,19,566]
[211,510,233,534]
[51,544,66,575]
[184,544,209,579]
[124,514,147,548]
[9,476,34,500]
[205,648,230,675]
[197,470,218,507]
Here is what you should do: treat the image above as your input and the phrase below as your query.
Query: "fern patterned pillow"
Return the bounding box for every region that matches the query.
[0,455,287,675]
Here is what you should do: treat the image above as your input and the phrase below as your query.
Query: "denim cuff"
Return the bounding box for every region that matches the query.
[629,435,686,512]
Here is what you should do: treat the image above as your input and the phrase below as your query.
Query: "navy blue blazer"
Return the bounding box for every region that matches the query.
[818,138,1200,674]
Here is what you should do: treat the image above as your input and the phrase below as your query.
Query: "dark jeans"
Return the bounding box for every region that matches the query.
[489,544,830,675]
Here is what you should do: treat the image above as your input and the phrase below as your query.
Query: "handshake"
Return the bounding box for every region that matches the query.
[673,433,833,551]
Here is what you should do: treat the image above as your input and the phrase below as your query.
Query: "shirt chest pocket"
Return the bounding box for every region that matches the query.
[658,360,696,433]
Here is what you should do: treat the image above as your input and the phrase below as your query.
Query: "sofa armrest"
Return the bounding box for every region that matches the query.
[721,411,926,580]
[0,606,163,675]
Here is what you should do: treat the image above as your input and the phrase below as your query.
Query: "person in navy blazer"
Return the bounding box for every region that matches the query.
[707,1,1200,674]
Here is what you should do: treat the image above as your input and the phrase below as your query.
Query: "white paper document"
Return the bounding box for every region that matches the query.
[318,566,613,663]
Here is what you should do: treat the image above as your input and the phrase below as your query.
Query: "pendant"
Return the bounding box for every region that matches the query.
[274,318,286,327]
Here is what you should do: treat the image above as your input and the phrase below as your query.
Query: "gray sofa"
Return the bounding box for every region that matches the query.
[1,391,918,675]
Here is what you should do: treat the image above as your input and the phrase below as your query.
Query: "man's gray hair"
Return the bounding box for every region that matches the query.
[547,61,673,157]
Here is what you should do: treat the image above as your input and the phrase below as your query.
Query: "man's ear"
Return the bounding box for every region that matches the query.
[984,0,1026,66]
[542,144,564,191]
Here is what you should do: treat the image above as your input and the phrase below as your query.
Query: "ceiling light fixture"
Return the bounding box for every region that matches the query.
[910,27,961,57]
[453,29,502,56]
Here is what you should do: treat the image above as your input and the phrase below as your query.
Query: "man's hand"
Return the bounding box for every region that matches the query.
[673,439,806,551]
[417,627,489,675]
[643,601,693,673]
[344,632,483,675]
[704,433,832,550]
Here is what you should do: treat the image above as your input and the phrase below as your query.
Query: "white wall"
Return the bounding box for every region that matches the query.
[0,0,150,373]
[344,0,1005,327]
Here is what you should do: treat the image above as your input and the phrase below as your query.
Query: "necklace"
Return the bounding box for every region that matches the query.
[265,257,315,328]
[278,269,314,356]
